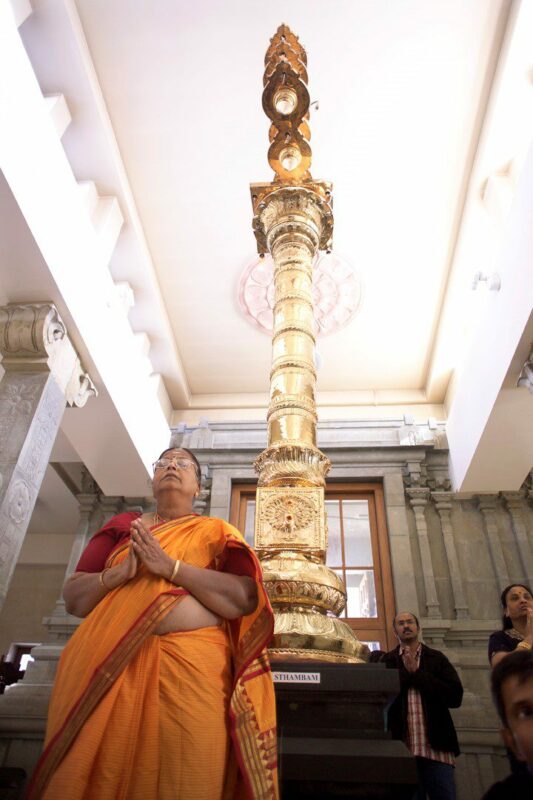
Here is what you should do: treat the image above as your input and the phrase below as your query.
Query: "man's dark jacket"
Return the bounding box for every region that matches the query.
[382,643,463,756]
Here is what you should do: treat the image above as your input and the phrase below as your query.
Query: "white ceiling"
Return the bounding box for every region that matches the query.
[66,0,509,400]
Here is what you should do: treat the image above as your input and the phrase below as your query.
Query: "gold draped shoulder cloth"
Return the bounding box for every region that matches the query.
[28,515,278,800]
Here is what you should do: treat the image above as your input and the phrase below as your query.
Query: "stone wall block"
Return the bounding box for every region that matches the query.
[382,472,407,507]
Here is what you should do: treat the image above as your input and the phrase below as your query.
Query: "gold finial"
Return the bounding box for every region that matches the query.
[262,25,312,182]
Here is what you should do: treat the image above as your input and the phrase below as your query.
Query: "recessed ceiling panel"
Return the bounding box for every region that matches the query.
[75,0,507,398]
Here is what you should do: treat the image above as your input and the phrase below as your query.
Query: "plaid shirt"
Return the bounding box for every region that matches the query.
[402,644,455,765]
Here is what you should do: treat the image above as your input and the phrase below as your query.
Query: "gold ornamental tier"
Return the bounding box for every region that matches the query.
[250,25,367,663]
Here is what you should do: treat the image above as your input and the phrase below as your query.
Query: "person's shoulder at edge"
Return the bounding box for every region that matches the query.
[487,630,515,662]
[482,770,533,799]
[381,645,400,664]
[488,630,513,645]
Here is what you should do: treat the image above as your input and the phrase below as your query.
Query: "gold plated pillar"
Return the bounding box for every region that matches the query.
[250,26,366,662]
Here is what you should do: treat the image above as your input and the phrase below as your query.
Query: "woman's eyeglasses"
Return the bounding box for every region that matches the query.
[152,457,196,474]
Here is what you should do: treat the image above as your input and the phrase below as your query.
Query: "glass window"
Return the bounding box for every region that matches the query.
[244,500,255,547]
[325,500,342,567]
[342,500,372,565]
[345,569,377,618]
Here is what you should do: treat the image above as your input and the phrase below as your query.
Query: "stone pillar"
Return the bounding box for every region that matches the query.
[123,496,150,514]
[0,304,96,609]
[44,471,100,638]
[193,465,211,516]
[98,495,123,525]
[476,495,509,587]
[406,487,441,617]
[501,491,533,580]
[432,491,469,619]
[383,472,419,614]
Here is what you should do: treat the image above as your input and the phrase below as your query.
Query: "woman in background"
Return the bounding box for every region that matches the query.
[488,583,533,667]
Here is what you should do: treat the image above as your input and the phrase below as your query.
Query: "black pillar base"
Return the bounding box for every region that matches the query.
[273,660,416,799]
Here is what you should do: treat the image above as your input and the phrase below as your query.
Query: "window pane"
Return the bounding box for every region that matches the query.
[244,500,255,547]
[345,569,377,618]
[342,500,373,566]
[326,500,342,567]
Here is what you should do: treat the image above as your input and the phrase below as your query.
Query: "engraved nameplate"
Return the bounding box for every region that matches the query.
[272,671,321,684]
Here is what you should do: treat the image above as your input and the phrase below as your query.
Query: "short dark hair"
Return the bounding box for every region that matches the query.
[500,584,532,630]
[157,447,202,485]
[393,611,420,631]
[491,649,533,725]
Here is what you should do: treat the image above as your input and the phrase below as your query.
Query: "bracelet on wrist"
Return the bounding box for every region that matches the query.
[170,559,181,583]
[99,568,111,590]
[516,640,532,651]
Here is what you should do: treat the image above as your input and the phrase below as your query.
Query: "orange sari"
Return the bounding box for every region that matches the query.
[28,516,278,800]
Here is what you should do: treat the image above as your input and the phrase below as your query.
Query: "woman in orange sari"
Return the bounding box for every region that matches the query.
[29,447,278,800]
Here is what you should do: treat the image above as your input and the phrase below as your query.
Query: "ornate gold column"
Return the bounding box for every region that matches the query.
[250,26,366,662]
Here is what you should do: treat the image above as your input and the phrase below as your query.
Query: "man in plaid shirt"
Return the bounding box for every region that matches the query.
[382,611,463,799]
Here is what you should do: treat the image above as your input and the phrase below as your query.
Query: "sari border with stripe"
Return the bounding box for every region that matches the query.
[27,587,187,800]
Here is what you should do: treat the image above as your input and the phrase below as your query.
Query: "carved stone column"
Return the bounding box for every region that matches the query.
[98,495,123,525]
[501,492,533,580]
[406,488,441,617]
[432,491,469,619]
[475,495,509,587]
[0,304,96,609]
[44,471,100,638]
[193,466,211,515]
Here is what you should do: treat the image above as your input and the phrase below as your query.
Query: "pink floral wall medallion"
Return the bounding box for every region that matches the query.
[238,252,362,336]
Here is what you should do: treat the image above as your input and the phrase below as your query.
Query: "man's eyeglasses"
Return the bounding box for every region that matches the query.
[152,457,196,474]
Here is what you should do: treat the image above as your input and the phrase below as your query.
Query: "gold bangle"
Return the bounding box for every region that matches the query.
[516,640,532,651]
[170,559,180,583]
[99,568,110,590]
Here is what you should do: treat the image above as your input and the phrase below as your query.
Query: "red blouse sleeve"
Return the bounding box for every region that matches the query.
[221,545,257,578]
[75,512,140,573]
[215,524,259,579]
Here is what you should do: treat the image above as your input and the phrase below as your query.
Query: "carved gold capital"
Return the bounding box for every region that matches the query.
[251,184,333,255]
[0,303,97,408]
[254,443,330,486]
